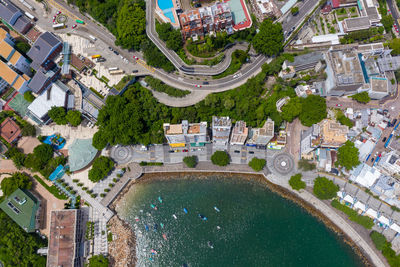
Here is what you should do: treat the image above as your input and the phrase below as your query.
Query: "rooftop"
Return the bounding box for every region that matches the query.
[212,116,231,127]
[47,210,80,267]
[230,121,248,144]
[27,32,62,68]
[344,17,371,31]
[0,188,40,232]
[0,0,22,24]
[0,117,21,143]
[319,119,348,147]
[68,138,98,172]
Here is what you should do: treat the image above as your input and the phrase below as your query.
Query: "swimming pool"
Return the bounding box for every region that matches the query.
[158,0,176,23]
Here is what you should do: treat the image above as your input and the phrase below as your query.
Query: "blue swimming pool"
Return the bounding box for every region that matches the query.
[158,0,176,23]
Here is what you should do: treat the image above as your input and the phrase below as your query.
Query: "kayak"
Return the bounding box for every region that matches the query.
[198,214,207,221]
[217,226,221,230]
[158,196,163,203]
[183,208,188,214]
[214,206,220,212]
[163,233,167,240]
[207,241,214,249]
[160,223,164,229]
[145,224,149,231]
[135,217,140,222]
[151,249,157,255]
[150,204,155,209]
[154,224,158,231]
[173,214,177,219]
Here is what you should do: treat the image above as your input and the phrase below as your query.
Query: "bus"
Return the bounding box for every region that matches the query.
[108,67,118,71]
[53,23,65,30]
[91,55,101,59]
[110,70,125,75]
[24,12,36,21]
[76,19,85,24]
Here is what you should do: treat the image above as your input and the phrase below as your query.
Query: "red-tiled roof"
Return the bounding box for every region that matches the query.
[0,117,21,143]
[332,0,340,8]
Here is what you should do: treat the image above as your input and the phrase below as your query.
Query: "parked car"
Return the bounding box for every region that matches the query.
[203,81,209,85]
[382,137,387,143]
[234,150,240,153]
[168,150,174,153]
[248,151,254,154]
[56,11,61,15]
[72,24,77,29]
[113,50,119,55]
[183,149,188,152]
[336,104,342,107]
[108,46,113,51]
[371,157,375,162]
[392,119,398,126]
[132,70,138,73]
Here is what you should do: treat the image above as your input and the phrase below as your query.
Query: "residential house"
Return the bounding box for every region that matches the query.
[27,80,74,125]
[47,210,85,267]
[230,120,248,145]
[180,9,203,40]
[253,0,281,19]
[163,120,208,148]
[0,188,40,233]
[318,119,349,148]
[247,118,274,147]
[27,32,62,71]
[0,60,30,94]
[212,116,232,147]
[0,117,21,143]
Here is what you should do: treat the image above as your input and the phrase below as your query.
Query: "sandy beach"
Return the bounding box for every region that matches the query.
[109,172,380,267]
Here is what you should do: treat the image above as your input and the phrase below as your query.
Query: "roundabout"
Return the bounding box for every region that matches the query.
[110,146,134,165]
[272,152,294,176]
[56,14,68,24]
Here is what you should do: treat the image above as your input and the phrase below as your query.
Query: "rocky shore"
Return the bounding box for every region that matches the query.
[109,172,376,267]
[107,215,137,267]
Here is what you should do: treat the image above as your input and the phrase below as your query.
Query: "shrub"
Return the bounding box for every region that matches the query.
[350,92,370,104]
[104,188,110,192]
[23,91,35,102]
[248,157,266,171]
[370,231,387,250]
[211,151,230,166]
[108,183,114,188]
[289,173,306,191]
[88,156,115,182]
[183,156,198,168]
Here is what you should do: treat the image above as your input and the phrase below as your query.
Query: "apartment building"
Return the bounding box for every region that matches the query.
[230,120,248,145]
[247,118,274,146]
[163,120,208,148]
[212,116,232,146]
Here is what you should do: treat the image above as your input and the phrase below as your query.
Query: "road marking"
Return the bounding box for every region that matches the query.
[137,59,155,73]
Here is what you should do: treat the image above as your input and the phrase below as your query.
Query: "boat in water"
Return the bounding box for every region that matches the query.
[183,208,188,214]
[172,214,177,219]
[198,214,207,221]
[145,224,149,231]
[163,233,167,240]
[158,196,163,203]
[207,241,214,249]
[217,226,221,230]
[151,249,158,255]
[154,224,158,231]
[214,206,220,212]
[160,223,164,229]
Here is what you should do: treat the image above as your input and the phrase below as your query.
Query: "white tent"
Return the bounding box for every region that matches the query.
[354,201,367,212]
[366,208,378,219]
[378,215,390,226]
[390,223,400,233]
[344,195,355,204]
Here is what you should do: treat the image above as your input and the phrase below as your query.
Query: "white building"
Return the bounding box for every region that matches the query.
[163,120,208,148]
[349,163,381,188]
[212,116,232,147]
[247,118,274,146]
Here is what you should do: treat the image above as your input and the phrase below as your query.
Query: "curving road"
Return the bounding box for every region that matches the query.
[146,0,266,76]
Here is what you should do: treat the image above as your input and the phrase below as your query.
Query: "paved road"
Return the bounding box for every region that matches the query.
[388,0,400,30]
[280,0,320,33]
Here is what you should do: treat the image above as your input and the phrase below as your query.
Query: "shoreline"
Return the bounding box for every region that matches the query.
[109,172,376,267]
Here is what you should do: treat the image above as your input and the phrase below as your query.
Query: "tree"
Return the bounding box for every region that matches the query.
[211,151,230,166]
[5,147,25,169]
[66,110,82,127]
[248,157,266,171]
[33,143,54,167]
[88,156,115,182]
[289,173,306,191]
[252,19,284,56]
[1,172,32,196]
[336,141,360,170]
[23,91,35,102]
[281,97,302,122]
[381,15,394,33]
[313,176,339,200]
[15,40,31,54]
[291,6,299,15]
[183,156,198,168]
[116,1,146,50]
[48,106,67,125]
[350,92,370,104]
[370,231,387,251]
[389,38,400,55]
[299,95,327,126]
[21,123,36,136]
[88,255,109,267]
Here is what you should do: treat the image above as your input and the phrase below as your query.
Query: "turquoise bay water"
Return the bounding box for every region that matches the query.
[116,176,366,267]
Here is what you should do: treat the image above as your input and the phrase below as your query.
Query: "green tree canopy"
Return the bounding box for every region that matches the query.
[211,151,230,166]
[48,106,67,125]
[350,92,370,104]
[88,254,110,267]
[33,143,54,166]
[0,209,47,266]
[281,97,302,122]
[21,123,36,137]
[15,40,31,54]
[299,95,327,126]
[336,141,360,170]
[370,231,387,251]
[248,157,266,171]
[183,155,198,168]
[289,173,306,191]
[116,1,146,50]
[381,15,394,33]
[66,110,82,127]
[291,6,299,15]
[88,156,115,182]
[252,19,284,56]
[23,91,35,102]
[389,38,400,55]
[1,172,32,196]
[313,176,339,200]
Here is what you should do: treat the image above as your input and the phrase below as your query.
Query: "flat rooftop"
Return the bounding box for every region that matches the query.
[371,77,388,93]
[213,116,231,127]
